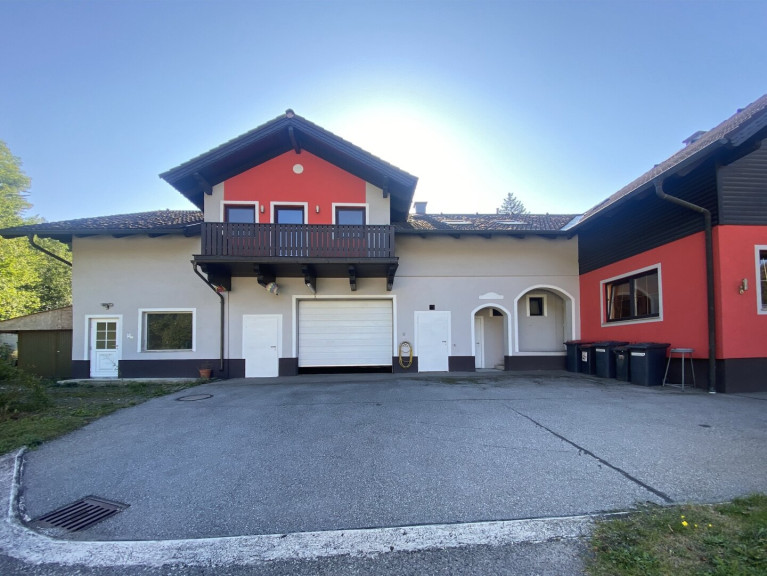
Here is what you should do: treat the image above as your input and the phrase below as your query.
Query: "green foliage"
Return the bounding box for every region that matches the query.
[497,192,527,215]
[0,140,71,321]
[0,357,51,414]
[586,496,767,576]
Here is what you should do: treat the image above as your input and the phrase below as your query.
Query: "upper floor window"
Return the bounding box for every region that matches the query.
[335,207,366,226]
[604,267,660,323]
[224,204,256,223]
[757,247,767,313]
[275,205,305,224]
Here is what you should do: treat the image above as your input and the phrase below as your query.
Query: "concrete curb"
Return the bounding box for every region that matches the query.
[1,449,594,568]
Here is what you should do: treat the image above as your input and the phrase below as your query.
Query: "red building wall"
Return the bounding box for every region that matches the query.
[579,232,709,358]
[713,225,767,359]
[223,150,366,224]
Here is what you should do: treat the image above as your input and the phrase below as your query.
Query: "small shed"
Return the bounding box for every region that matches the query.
[0,306,72,379]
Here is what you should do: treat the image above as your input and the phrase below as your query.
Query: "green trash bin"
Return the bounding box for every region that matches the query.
[628,343,670,386]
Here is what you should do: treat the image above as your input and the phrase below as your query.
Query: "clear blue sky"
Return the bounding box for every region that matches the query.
[2,0,765,221]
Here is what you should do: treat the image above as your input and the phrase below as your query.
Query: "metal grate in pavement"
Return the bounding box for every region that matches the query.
[32,496,129,532]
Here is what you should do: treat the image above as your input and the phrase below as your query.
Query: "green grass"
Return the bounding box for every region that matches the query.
[586,495,767,576]
[0,363,198,454]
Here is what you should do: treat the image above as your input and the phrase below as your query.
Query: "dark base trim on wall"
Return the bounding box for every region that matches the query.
[392,356,419,373]
[717,358,767,393]
[449,356,476,372]
[505,356,567,371]
[71,361,90,379]
[119,359,244,380]
[279,358,299,377]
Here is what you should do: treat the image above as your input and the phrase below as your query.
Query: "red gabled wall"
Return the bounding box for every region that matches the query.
[579,233,709,358]
[714,225,767,359]
[223,150,366,224]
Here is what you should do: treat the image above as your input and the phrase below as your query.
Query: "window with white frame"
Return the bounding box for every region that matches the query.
[757,247,767,313]
[141,310,195,351]
[527,294,546,317]
[604,267,660,322]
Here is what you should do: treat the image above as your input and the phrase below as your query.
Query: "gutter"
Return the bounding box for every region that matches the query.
[192,262,225,372]
[27,235,72,267]
[653,180,717,394]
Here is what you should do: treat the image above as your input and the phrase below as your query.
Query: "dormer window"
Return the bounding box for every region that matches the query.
[224,204,256,223]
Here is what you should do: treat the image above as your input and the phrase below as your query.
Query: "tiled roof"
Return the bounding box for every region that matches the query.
[396,213,578,234]
[0,210,203,240]
[580,93,767,224]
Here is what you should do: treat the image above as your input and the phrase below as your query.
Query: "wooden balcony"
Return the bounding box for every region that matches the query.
[195,223,398,291]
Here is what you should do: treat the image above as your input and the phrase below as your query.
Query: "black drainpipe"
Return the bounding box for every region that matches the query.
[192,262,225,373]
[653,180,717,394]
[27,235,72,267]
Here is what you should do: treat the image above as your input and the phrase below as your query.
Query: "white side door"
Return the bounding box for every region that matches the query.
[415,311,450,372]
[243,314,281,377]
[474,316,484,369]
[90,318,120,378]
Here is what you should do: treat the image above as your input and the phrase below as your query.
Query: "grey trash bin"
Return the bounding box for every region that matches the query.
[628,343,670,386]
[594,341,629,378]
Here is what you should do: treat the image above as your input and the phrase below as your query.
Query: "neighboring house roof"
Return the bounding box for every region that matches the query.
[579,93,767,225]
[0,210,203,242]
[396,213,578,235]
[0,306,72,333]
[160,110,419,222]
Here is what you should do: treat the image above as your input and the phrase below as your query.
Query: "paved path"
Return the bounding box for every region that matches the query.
[1,372,766,573]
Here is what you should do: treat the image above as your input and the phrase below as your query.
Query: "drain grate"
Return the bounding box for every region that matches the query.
[176,393,213,401]
[32,496,129,532]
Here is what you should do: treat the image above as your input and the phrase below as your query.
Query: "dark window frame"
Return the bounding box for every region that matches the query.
[335,206,366,226]
[604,268,660,323]
[224,204,256,224]
[274,205,305,224]
[142,311,194,352]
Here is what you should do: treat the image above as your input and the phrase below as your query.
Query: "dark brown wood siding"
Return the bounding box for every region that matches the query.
[718,139,767,225]
[578,162,718,274]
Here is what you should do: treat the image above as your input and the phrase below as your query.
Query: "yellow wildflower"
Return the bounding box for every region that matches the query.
[682,521,689,527]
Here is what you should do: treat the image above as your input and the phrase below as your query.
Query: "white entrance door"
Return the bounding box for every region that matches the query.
[90,318,120,378]
[298,300,393,367]
[415,311,450,372]
[474,316,484,369]
[243,314,281,377]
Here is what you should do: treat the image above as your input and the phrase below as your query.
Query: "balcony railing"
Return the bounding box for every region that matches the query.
[201,223,396,259]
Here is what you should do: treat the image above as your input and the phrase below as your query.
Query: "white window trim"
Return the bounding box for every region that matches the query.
[600,263,663,327]
[526,294,547,317]
[138,308,196,353]
[271,202,309,224]
[331,203,369,225]
[756,245,767,314]
[221,201,259,223]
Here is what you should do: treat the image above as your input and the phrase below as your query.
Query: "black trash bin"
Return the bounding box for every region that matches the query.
[614,346,631,381]
[628,343,670,386]
[578,343,597,375]
[564,340,592,372]
[594,341,629,378]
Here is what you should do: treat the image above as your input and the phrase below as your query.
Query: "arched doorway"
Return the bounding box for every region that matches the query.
[472,305,511,369]
[514,287,574,354]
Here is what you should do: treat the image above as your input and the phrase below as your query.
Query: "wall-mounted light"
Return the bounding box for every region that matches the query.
[265,282,280,295]
[315,205,320,213]
[100,303,114,310]
[260,205,265,213]
[739,278,749,294]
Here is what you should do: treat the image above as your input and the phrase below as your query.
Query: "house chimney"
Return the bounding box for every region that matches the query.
[414,201,428,215]
[682,130,706,146]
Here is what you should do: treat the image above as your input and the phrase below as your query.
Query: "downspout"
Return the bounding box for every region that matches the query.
[192,262,225,373]
[27,235,72,267]
[653,180,717,393]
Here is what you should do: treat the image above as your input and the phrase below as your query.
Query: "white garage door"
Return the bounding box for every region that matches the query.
[298,300,393,367]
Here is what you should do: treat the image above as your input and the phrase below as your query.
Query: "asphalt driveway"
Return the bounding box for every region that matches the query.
[16,372,767,542]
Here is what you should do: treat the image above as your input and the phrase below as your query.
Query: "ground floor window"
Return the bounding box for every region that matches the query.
[603,267,660,322]
[757,247,767,313]
[141,310,195,351]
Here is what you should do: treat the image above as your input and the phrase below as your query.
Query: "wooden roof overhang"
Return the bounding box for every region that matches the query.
[160,111,419,222]
[194,256,399,293]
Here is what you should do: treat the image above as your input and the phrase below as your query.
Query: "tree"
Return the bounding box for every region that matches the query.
[0,141,71,321]
[497,192,528,215]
